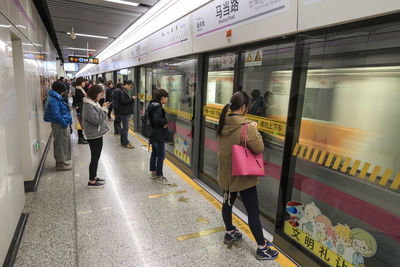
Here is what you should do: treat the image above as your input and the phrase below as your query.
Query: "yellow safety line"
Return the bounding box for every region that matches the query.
[341,157,351,173]
[318,151,327,165]
[389,172,400,190]
[292,143,300,156]
[304,147,312,160]
[310,148,319,163]
[128,129,297,267]
[292,142,398,192]
[324,152,334,167]
[379,169,393,186]
[349,160,361,176]
[299,146,306,158]
[332,155,342,170]
[368,166,382,183]
[359,163,371,179]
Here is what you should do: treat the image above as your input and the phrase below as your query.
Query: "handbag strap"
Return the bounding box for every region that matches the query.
[239,124,248,155]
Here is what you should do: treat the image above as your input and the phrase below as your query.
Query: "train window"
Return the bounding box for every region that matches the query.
[201,51,237,187]
[152,57,197,167]
[283,19,400,267]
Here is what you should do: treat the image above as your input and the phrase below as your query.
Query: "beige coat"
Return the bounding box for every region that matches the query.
[217,115,264,192]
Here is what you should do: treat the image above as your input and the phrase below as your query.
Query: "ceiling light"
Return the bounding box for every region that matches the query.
[16,25,26,29]
[66,32,109,39]
[104,0,139,7]
[0,25,11,28]
[67,47,97,52]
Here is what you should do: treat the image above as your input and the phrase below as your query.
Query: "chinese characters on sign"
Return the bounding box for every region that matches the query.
[193,0,288,38]
[284,200,377,267]
[216,0,240,19]
[203,106,286,136]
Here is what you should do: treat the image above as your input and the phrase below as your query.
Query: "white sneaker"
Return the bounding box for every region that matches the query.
[156,176,170,185]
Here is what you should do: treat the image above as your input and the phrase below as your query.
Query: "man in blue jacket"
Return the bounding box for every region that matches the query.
[44,81,73,171]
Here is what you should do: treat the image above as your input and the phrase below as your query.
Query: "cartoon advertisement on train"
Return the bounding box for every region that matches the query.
[285,200,377,267]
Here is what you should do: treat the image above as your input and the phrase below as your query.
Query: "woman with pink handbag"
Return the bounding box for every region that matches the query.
[217,91,278,260]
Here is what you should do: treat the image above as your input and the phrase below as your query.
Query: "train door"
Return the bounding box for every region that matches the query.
[137,67,146,135]
[199,51,237,193]
[238,40,295,232]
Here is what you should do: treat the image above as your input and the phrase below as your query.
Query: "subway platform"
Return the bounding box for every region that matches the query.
[13,123,295,267]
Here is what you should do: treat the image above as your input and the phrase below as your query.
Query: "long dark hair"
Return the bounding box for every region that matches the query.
[217,91,250,136]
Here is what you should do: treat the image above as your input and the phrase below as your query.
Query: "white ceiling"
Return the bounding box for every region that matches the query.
[46,0,159,71]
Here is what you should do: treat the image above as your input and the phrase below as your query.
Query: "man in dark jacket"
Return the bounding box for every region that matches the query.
[75,77,88,144]
[148,89,171,185]
[112,83,122,134]
[118,80,136,148]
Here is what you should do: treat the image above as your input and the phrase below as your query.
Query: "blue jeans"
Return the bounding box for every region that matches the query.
[150,142,165,176]
[120,114,130,146]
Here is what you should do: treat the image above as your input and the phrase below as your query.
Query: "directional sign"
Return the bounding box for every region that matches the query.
[68,56,99,64]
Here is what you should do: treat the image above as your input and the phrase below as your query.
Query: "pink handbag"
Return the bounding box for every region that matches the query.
[232,124,265,176]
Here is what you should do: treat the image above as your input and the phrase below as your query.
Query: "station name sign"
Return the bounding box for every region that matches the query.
[68,56,99,64]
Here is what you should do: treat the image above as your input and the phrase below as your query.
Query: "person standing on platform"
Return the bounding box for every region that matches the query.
[75,77,88,144]
[98,77,106,106]
[148,89,171,185]
[216,91,279,260]
[82,85,110,188]
[112,83,122,134]
[44,81,72,171]
[105,81,114,120]
[118,80,136,149]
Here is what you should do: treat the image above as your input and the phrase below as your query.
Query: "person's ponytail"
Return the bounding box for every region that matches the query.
[217,103,231,136]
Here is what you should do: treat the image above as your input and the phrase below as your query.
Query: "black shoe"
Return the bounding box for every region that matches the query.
[256,244,279,260]
[223,226,242,244]
[78,138,88,144]
[88,180,104,189]
[96,177,106,184]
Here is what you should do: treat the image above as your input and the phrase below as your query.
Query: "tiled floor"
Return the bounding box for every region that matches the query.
[14,128,283,267]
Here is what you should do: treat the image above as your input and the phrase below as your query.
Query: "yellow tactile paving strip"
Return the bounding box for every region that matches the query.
[292,143,400,191]
[129,129,297,267]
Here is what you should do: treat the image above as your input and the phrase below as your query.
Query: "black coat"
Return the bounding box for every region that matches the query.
[148,100,171,143]
[75,87,85,114]
[118,88,135,115]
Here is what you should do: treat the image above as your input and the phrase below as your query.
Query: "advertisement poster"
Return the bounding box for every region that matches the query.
[173,134,191,165]
[193,0,288,39]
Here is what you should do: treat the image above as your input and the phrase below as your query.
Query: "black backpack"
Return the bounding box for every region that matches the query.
[142,102,159,138]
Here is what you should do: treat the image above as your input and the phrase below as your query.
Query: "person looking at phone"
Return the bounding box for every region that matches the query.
[82,85,110,188]
[118,80,136,149]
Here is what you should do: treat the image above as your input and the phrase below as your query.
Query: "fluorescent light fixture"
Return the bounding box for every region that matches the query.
[105,0,139,7]
[67,47,97,52]
[66,32,109,39]
[0,25,11,28]
[16,25,26,29]
[77,0,209,76]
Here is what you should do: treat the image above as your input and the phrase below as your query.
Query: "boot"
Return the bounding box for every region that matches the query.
[78,137,88,144]
[56,162,72,171]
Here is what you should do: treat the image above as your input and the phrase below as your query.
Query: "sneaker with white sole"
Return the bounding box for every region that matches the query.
[256,244,279,260]
[224,226,243,244]
[156,176,170,185]
[150,173,157,179]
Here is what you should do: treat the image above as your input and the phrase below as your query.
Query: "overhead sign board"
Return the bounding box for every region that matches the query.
[68,56,99,64]
[192,0,288,39]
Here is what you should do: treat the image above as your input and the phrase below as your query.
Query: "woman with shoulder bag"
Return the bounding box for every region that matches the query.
[217,91,278,260]
[82,85,110,188]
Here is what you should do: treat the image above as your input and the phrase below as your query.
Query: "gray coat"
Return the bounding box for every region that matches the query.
[82,98,110,140]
